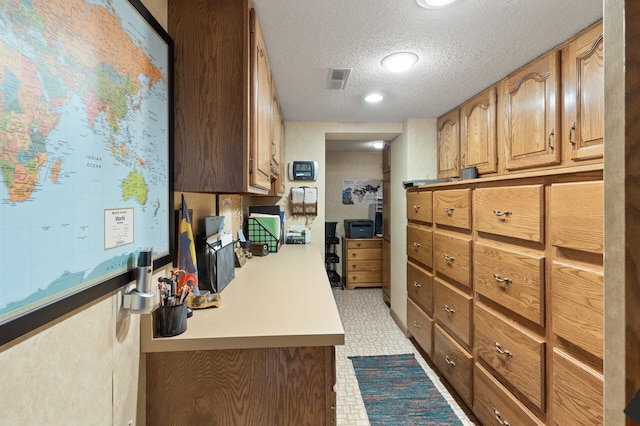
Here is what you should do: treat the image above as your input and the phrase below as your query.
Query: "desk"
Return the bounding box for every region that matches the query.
[141,245,344,425]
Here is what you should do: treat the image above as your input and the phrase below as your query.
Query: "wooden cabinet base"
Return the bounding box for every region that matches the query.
[146,346,336,425]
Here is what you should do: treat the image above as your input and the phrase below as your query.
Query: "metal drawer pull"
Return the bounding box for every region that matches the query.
[494,341,513,357]
[413,321,421,329]
[413,204,421,211]
[443,254,455,262]
[413,281,422,288]
[444,304,455,314]
[444,355,456,367]
[444,207,455,214]
[493,209,512,218]
[493,408,511,426]
[493,273,512,287]
[413,242,421,248]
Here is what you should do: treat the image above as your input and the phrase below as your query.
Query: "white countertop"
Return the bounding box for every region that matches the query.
[140,244,345,353]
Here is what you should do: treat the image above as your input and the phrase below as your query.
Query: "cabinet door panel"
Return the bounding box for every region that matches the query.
[505,51,561,170]
[407,298,434,357]
[406,224,433,268]
[407,190,433,223]
[461,86,497,174]
[407,261,434,315]
[437,109,460,179]
[433,325,473,406]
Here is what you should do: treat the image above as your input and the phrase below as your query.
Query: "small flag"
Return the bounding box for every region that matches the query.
[179,194,199,293]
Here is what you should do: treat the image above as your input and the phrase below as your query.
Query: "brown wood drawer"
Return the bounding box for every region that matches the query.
[549,181,603,254]
[474,242,545,326]
[474,363,545,426]
[434,279,472,347]
[475,303,546,411]
[344,271,381,284]
[345,239,382,250]
[433,325,473,407]
[407,298,434,357]
[551,261,603,359]
[345,248,382,261]
[406,224,432,268]
[433,189,472,230]
[474,184,544,242]
[434,232,472,288]
[407,190,433,223]
[407,261,433,315]
[551,349,603,425]
[345,260,382,272]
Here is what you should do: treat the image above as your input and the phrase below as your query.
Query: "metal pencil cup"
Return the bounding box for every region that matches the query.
[156,303,187,337]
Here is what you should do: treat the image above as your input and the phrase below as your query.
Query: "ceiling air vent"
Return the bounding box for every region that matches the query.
[326,68,351,90]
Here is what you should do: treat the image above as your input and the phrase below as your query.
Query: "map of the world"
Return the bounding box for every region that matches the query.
[0,0,171,323]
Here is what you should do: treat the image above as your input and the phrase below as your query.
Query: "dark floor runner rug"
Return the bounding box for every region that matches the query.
[349,353,462,425]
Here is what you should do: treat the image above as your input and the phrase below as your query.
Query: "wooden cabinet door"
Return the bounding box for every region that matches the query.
[461,86,497,174]
[250,9,273,192]
[564,22,604,162]
[437,108,460,179]
[505,50,561,171]
[270,88,285,195]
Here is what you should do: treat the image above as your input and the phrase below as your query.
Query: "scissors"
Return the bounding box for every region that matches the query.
[171,269,197,292]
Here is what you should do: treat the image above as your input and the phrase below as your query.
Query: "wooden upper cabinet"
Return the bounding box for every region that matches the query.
[563,21,604,163]
[250,9,273,192]
[270,87,285,196]
[437,108,461,179]
[169,0,275,194]
[460,86,497,174]
[504,50,561,171]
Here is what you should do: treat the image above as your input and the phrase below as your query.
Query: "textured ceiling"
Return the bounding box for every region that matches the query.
[251,0,603,126]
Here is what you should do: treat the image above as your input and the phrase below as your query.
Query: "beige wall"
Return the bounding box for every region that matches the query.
[0,1,168,425]
[326,150,383,272]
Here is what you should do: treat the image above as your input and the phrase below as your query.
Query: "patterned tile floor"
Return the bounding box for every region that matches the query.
[332,287,477,426]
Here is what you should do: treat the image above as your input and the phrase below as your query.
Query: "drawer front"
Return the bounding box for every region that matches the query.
[407,298,434,357]
[406,224,433,267]
[346,260,382,272]
[434,232,472,288]
[474,242,545,325]
[346,248,382,261]
[434,279,472,347]
[552,349,603,425]
[549,181,603,254]
[433,325,473,406]
[407,261,433,315]
[433,189,472,229]
[475,304,546,411]
[407,190,433,223]
[474,185,544,242]
[346,239,382,250]
[551,261,603,359]
[345,271,381,284]
[474,364,545,426]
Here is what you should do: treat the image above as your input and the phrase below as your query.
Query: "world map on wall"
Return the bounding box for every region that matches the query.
[0,0,170,322]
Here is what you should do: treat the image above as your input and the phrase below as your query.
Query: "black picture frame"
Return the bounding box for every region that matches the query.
[0,0,174,347]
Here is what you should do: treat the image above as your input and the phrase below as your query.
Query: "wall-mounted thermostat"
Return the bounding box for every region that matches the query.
[288,161,318,181]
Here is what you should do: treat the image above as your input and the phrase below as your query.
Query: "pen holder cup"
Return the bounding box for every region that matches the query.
[155,303,187,337]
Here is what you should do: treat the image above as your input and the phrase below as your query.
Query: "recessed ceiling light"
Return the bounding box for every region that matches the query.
[416,0,459,9]
[381,52,419,73]
[364,93,384,103]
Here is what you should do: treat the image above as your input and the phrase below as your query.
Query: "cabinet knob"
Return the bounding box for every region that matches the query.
[444,207,455,214]
[413,321,421,329]
[493,408,511,426]
[443,254,455,262]
[493,209,512,219]
[413,281,421,288]
[444,354,456,367]
[494,341,513,357]
[493,273,512,288]
[444,304,456,314]
[413,242,421,248]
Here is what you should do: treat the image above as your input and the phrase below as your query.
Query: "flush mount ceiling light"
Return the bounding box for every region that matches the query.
[381,52,419,73]
[416,0,459,9]
[370,141,384,149]
[364,93,384,103]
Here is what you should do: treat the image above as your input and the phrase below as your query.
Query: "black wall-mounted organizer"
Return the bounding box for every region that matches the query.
[325,222,343,289]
